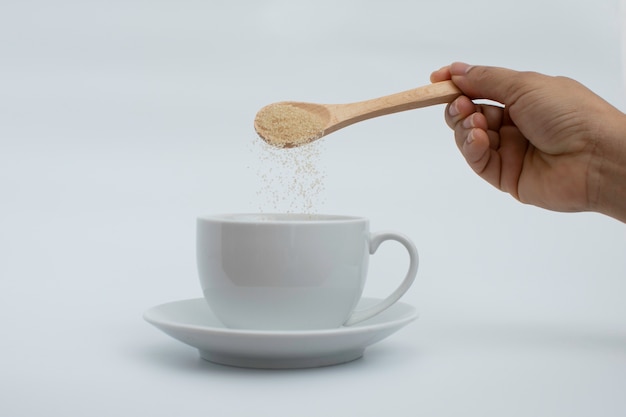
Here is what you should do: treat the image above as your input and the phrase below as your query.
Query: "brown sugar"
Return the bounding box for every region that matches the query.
[254,103,325,148]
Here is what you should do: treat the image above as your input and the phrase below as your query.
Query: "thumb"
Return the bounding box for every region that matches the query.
[449,62,531,106]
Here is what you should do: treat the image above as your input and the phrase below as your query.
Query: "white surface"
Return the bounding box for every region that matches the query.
[143,297,417,368]
[1,0,626,416]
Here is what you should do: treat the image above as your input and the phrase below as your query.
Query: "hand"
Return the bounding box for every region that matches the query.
[431,62,626,222]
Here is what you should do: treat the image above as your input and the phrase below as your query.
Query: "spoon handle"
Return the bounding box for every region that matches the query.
[326,81,462,134]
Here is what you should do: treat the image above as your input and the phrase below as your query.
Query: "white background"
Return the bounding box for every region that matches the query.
[1,0,626,416]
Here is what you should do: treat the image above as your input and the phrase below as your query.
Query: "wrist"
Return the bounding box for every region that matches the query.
[591,111,626,223]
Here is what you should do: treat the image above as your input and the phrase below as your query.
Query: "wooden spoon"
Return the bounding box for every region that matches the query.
[254,80,462,148]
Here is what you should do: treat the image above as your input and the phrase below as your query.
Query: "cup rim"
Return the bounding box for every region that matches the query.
[197,213,367,224]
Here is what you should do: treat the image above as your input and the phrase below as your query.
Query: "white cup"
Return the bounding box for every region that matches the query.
[196,213,418,330]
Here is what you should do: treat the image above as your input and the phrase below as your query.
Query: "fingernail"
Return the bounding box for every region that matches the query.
[462,116,474,129]
[448,101,460,117]
[465,130,474,145]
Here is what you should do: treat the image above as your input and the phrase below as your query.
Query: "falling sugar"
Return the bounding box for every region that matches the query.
[250,137,326,214]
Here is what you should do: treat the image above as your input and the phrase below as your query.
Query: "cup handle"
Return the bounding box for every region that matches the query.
[343,231,419,326]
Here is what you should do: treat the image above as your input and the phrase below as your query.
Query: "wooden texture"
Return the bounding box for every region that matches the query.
[324,80,462,135]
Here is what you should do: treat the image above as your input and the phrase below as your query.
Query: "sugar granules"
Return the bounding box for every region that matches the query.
[254,103,325,148]
[249,137,326,214]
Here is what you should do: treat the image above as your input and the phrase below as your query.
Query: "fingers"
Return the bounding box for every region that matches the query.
[432,62,535,200]
[433,62,531,107]
[444,94,514,195]
[448,62,527,105]
[451,104,494,174]
[456,124,509,196]
[461,128,495,180]
[445,95,493,168]
[430,66,451,83]
[445,95,473,128]
[446,96,502,148]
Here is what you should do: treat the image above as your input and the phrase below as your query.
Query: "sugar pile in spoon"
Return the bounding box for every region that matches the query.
[254,103,325,148]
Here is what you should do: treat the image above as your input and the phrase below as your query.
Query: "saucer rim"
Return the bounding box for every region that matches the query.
[143,297,419,336]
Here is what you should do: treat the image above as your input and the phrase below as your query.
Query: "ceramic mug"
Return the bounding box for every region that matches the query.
[196,213,418,330]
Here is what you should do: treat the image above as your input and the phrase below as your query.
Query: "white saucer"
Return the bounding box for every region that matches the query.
[143,297,418,369]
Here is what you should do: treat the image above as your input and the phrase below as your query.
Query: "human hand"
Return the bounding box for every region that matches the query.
[431,62,626,222]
